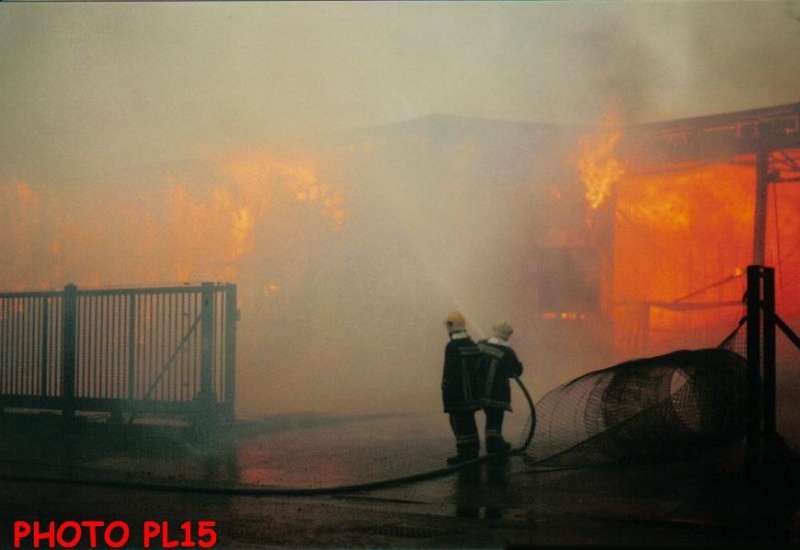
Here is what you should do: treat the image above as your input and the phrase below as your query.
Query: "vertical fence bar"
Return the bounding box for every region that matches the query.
[83,295,90,398]
[40,297,49,398]
[190,291,199,399]
[81,295,88,398]
[224,284,237,421]
[116,294,122,398]
[29,297,35,395]
[52,295,62,397]
[200,283,215,404]
[170,292,178,401]
[21,298,28,394]
[25,298,32,394]
[4,298,9,394]
[8,298,13,394]
[159,292,166,400]
[1,284,237,425]
[112,294,119,398]
[9,299,17,394]
[16,298,23,395]
[1,298,6,394]
[103,293,109,398]
[177,292,184,401]
[62,284,77,421]
[147,293,155,401]
[128,292,136,402]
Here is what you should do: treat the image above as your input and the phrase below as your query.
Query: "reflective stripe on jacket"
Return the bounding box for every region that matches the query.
[477,340,523,411]
[441,335,481,413]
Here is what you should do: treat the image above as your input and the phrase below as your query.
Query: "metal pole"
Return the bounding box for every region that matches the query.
[745,266,762,454]
[752,143,770,266]
[762,267,777,443]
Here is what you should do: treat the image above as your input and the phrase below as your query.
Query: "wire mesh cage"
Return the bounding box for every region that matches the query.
[528,347,746,466]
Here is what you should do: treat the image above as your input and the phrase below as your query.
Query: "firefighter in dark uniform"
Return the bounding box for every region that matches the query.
[441,311,481,465]
[477,320,524,454]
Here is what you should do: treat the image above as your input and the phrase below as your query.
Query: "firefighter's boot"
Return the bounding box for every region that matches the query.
[447,438,480,465]
[486,435,512,454]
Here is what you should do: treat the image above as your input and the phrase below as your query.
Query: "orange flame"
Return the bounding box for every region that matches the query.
[611,158,772,355]
[578,112,626,210]
[1,148,345,291]
[164,149,345,282]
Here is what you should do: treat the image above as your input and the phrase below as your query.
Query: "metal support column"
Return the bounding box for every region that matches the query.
[752,145,770,266]
[745,265,778,457]
[745,267,762,455]
[762,268,777,443]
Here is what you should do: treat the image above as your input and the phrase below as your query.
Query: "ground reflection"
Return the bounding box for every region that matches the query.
[454,456,512,519]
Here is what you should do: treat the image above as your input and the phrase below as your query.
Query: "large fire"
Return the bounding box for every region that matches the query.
[578,112,626,210]
[612,156,800,356]
[0,150,345,292]
[2,120,798,370]
[573,111,800,358]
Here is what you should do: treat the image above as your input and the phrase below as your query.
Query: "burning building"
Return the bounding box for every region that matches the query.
[293,102,800,398]
[2,103,798,416]
[614,102,800,357]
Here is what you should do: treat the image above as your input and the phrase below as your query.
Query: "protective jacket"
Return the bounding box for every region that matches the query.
[441,332,481,413]
[477,338,524,411]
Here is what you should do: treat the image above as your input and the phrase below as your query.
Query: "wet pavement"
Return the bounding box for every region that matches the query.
[2,410,799,548]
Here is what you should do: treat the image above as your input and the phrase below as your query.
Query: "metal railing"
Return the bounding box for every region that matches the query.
[0,283,237,423]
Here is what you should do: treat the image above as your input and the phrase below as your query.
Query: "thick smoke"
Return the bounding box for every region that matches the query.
[0,118,607,417]
[3,1,800,420]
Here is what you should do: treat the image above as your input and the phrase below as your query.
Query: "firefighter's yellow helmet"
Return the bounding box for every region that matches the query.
[444,311,466,333]
[492,320,514,340]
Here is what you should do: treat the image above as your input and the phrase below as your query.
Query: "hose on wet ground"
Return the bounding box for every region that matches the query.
[0,378,537,497]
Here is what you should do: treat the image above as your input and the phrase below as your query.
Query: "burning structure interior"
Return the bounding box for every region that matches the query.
[301,102,800,395]
[615,102,800,358]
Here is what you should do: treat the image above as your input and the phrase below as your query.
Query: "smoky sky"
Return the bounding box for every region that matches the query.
[2,1,800,184]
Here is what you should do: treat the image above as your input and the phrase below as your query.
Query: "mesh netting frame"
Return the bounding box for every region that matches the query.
[528,348,747,466]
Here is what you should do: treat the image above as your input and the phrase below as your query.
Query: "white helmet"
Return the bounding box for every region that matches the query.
[492,320,514,340]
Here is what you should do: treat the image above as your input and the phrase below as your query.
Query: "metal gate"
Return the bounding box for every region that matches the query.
[0,283,237,423]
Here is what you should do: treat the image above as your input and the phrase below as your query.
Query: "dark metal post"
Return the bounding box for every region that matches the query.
[224,284,238,422]
[62,284,78,422]
[762,267,777,442]
[752,143,770,266]
[745,266,762,454]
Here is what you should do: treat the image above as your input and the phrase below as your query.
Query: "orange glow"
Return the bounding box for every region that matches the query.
[611,154,800,356]
[162,150,346,282]
[263,283,280,294]
[0,149,345,292]
[0,180,68,290]
[541,311,588,321]
[578,112,626,210]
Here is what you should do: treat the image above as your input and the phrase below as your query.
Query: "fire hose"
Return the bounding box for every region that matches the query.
[0,378,536,497]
